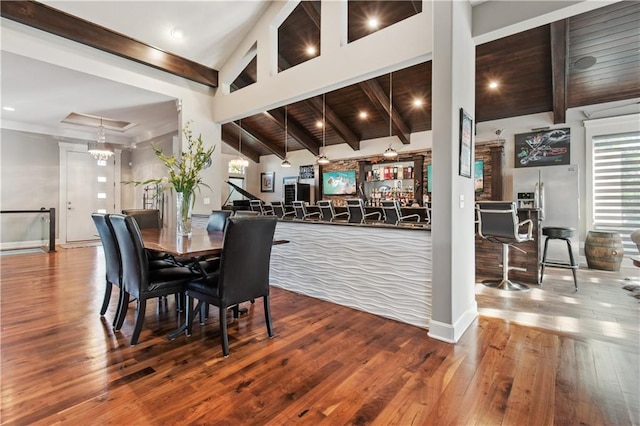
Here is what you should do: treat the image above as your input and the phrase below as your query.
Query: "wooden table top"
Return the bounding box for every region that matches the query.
[141,227,289,258]
[141,228,224,258]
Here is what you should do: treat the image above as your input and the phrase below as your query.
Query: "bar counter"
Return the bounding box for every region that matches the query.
[269,219,432,329]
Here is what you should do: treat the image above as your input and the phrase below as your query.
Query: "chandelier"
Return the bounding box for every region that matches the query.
[230,119,249,168]
[87,117,114,160]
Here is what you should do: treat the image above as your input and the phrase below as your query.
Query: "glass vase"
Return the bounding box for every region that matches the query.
[176,191,193,237]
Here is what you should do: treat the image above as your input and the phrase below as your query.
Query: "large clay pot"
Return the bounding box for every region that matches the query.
[585,231,624,271]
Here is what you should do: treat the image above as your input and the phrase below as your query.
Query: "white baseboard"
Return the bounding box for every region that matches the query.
[428,300,478,343]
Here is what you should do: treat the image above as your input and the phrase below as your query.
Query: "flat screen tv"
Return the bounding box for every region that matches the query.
[322,170,357,195]
[427,160,484,193]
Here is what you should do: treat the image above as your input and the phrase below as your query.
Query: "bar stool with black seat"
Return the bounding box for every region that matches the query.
[381,200,421,226]
[346,198,381,224]
[292,201,320,220]
[476,201,533,291]
[318,200,349,222]
[271,201,295,219]
[250,199,274,216]
[540,227,578,289]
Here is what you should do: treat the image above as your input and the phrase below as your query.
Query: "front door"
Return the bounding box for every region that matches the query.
[66,151,116,242]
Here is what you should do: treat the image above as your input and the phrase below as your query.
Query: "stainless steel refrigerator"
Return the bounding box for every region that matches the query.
[513,164,580,262]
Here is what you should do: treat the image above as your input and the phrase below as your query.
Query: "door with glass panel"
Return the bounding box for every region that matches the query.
[66,151,115,242]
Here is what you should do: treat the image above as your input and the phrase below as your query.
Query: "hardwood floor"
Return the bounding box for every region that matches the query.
[1,246,638,425]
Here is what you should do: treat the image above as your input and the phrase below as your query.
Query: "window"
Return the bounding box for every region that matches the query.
[592,131,640,253]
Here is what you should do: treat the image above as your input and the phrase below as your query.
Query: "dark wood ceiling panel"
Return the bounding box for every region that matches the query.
[221,123,261,164]
[567,1,640,107]
[231,55,257,92]
[278,1,321,71]
[347,0,422,43]
[325,84,389,142]
[475,25,553,122]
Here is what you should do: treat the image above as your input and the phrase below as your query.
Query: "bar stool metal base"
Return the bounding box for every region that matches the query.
[483,279,530,291]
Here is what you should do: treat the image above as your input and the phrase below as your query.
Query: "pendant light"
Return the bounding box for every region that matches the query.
[230,119,249,168]
[88,117,115,160]
[281,106,292,167]
[317,93,330,165]
[383,72,398,158]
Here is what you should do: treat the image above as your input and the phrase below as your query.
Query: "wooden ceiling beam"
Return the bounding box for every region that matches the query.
[306,96,361,151]
[550,19,568,124]
[359,80,411,144]
[235,121,286,160]
[221,124,261,164]
[1,1,218,88]
[263,109,321,156]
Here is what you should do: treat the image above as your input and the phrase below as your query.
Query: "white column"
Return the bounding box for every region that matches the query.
[428,0,478,343]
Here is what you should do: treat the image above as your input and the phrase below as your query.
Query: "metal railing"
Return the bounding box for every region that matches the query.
[0,208,56,252]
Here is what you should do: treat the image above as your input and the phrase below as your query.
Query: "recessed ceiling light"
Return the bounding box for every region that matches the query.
[489,81,499,89]
[367,17,379,29]
[170,28,184,39]
[306,46,317,56]
[3,106,15,111]
[574,56,597,70]
[316,121,323,128]
[359,111,368,119]
[413,99,424,107]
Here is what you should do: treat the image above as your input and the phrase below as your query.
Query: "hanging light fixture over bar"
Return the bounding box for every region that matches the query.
[88,117,115,160]
[317,93,330,165]
[281,106,292,168]
[383,72,398,158]
[230,119,249,168]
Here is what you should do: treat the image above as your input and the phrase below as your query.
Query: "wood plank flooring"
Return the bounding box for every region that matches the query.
[1,246,638,425]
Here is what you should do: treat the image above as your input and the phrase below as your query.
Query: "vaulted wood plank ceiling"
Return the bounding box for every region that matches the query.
[225,1,640,162]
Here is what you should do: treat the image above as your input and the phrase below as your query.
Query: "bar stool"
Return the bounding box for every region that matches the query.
[540,227,578,289]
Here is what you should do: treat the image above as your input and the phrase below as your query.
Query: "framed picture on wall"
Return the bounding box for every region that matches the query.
[514,128,571,168]
[260,172,275,192]
[459,108,473,178]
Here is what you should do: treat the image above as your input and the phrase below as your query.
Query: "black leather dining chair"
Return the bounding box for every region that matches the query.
[110,214,200,345]
[91,213,123,323]
[206,210,232,232]
[185,216,278,357]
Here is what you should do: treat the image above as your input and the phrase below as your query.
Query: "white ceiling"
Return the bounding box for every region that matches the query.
[1,1,269,146]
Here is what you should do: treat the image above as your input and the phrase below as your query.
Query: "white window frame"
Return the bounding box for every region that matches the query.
[585,114,640,254]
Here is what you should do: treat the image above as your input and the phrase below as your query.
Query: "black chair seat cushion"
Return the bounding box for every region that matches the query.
[147,267,200,293]
[187,271,220,296]
[543,227,575,239]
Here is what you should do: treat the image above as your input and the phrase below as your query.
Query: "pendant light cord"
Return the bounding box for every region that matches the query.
[389,72,393,137]
[322,93,326,152]
[284,106,288,155]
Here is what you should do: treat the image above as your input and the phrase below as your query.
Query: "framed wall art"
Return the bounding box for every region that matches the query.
[260,172,275,192]
[459,108,473,178]
[514,128,570,168]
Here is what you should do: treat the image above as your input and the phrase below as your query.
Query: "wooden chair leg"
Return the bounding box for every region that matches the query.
[130,299,147,345]
[100,281,112,316]
[263,295,274,338]
[220,306,229,357]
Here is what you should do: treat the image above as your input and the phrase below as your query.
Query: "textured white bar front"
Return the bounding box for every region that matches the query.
[270,221,432,329]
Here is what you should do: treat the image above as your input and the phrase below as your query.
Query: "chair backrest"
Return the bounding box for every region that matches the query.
[271,201,286,218]
[206,210,232,232]
[317,200,335,221]
[91,213,121,286]
[121,209,161,229]
[476,201,520,241]
[381,200,400,224]
[218,216,278,306]
[346,199,365,223]
[233,210,259,217]
[425,202,432,225]
[249,200,264,214]
[110,214,150,298]
[292,201,306,219]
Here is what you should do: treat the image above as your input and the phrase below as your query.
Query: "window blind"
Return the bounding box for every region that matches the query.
[592,131,640,253]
